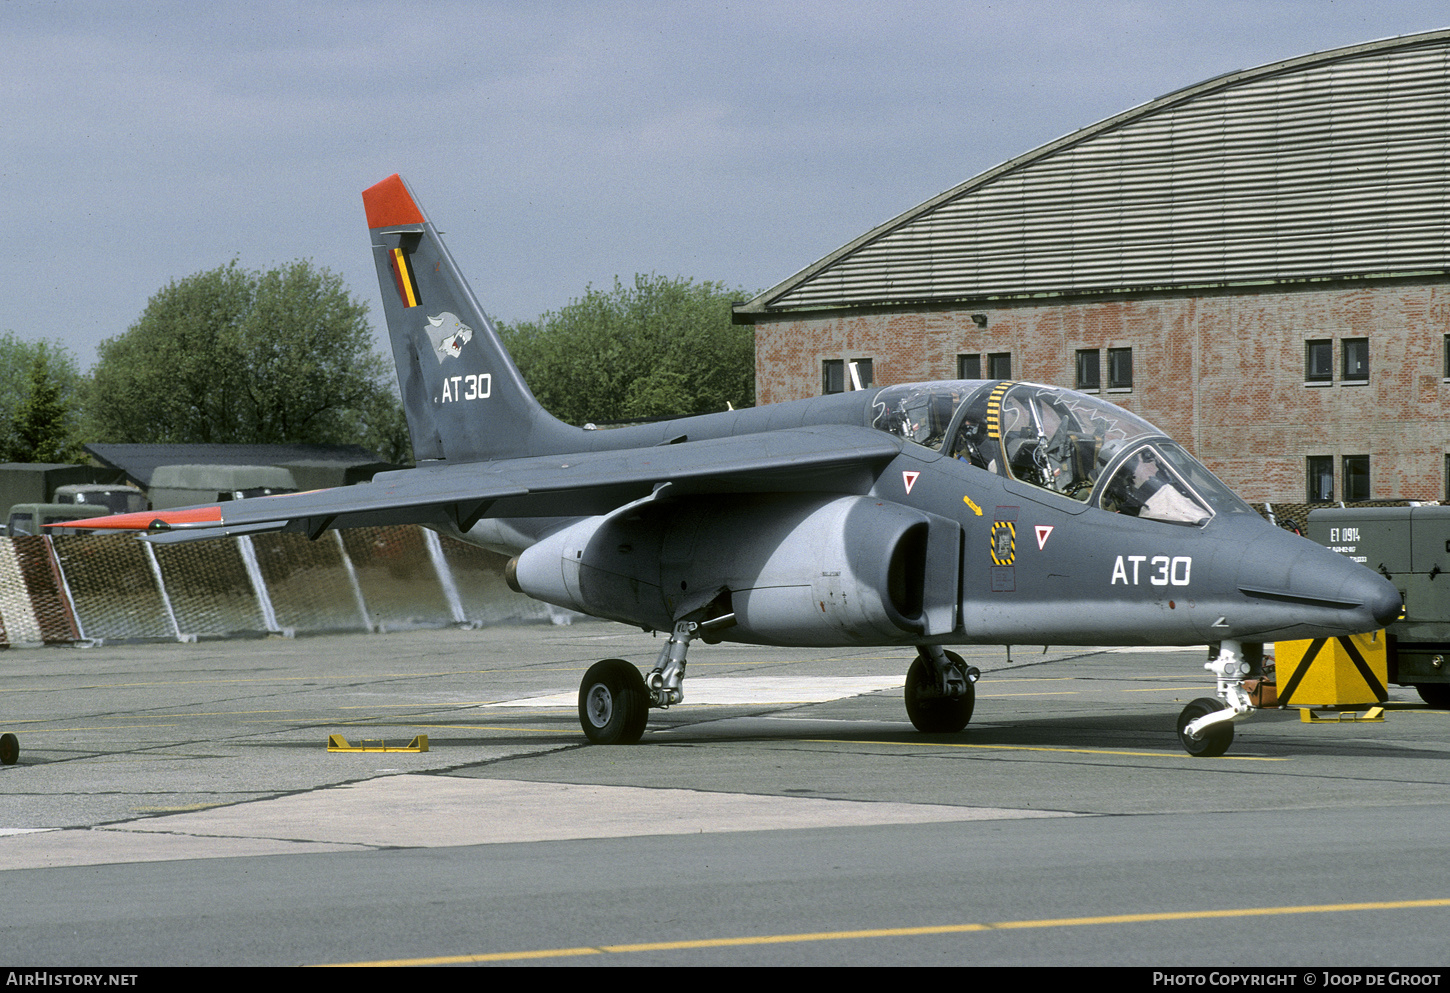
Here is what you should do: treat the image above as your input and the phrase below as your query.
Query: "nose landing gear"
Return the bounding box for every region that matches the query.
[1177,641,1260,757]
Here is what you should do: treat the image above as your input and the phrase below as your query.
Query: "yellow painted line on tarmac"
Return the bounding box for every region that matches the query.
[978,691,1078,698]
[10,724,181,733]
[0,669,577,692]
[316,897,1450,966]
[373,723,580,735]
[806,739,1286,761]
[1116,675,1204,682]
[336,702,501,709]
[124,710,301,717]
[984,676,1075,683]
[226,719,580,735]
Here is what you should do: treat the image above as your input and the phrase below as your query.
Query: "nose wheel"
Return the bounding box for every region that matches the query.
[1,732,17,766]
[1175,641,1260,756]
[1176,698,1234,757]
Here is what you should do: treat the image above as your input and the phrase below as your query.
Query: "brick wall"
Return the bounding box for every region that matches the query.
[753,280,1450,503]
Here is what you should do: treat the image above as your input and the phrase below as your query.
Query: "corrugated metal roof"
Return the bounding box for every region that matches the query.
[736,28,1450,319]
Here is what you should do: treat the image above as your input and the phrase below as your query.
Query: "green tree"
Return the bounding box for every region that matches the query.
[498,274,754,425]
[0,335,84,463]
[86,260,411,463]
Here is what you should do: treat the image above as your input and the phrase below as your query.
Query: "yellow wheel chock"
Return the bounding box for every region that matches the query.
[1299,706,1385,724]
[327,734,429,753]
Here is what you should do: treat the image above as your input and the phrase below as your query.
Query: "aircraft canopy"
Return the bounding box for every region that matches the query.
[870,381,1253,525]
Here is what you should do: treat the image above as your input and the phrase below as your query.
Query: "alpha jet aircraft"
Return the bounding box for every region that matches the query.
[67,174,1401,759]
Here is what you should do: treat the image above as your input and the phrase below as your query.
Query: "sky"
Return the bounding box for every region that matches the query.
[4,1,1448,371]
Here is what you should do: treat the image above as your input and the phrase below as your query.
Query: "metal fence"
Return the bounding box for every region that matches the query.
[0,526,552,647]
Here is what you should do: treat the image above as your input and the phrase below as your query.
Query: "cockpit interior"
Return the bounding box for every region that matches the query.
[869,381,1253,525]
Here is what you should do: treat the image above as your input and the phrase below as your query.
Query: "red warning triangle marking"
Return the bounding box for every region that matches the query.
[903,471,920,495]
[1035,525,1054,550]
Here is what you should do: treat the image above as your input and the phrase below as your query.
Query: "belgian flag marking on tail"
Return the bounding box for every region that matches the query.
[389,247,421,308]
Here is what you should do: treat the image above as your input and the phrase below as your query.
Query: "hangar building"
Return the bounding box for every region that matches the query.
[733,29,1450,506]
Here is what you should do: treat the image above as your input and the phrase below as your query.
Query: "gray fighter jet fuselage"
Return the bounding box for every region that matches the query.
[481,382,1390,654]
[57,174,1400,760]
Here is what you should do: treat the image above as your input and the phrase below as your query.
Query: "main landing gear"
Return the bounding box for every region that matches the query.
[575,627,984,745]
[577,620,703,745]
[1,732,18,766]
[1176,640,1260,757]
[578,659,650,745]
[904,646,979,732]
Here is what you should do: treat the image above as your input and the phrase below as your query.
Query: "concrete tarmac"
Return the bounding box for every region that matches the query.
[3,622,1449,967]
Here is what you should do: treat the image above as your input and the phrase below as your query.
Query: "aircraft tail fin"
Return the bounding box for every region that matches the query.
[362,174,573,462]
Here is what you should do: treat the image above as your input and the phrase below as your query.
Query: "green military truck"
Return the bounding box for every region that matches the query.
[1310,506,1450,706]
[6,502,108,536]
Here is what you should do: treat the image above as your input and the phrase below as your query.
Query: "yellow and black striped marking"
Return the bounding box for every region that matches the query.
[990,520,1016,566]
[1277,635,1388,706]
[984,381,1013,441]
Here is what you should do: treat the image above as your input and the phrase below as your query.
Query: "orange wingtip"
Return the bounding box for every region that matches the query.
[363,174,425,229]
[48,506,224,531]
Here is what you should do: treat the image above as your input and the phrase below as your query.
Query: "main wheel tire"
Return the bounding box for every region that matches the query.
[578,659,650,745]
[904,651,975,733]
[1176,697,1234,757]
[0,732,17,766]
[1415,683,1450,708]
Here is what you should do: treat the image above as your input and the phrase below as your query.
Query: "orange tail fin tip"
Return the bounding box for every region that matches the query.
[362,174,425,230]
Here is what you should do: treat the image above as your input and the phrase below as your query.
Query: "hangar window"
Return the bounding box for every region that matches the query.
[822,358,872,394]
[1305,340,1332,383]
[987,352,1012,380]
[1444,335,1450,380]
[823,359,843,394]
[1343,455,1370,500]
[1107,348,1133,390]
[851,359,873,390]
[1307,456,1333,502]
[1075,350,1100,391]
[1342,339,1369,383]
[957,353,981,379]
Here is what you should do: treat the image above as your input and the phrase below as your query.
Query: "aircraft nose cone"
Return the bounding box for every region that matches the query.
[1232,523,1403,640]
[1317,550,1401,632]
[1363,571,1403,628]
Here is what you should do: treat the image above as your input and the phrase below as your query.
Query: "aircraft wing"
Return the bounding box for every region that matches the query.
[67,425,904,542]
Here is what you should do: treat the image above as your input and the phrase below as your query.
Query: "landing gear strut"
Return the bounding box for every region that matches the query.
[905,646,979,733]
[576,619,712,745]
[1176,640,1260,757]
